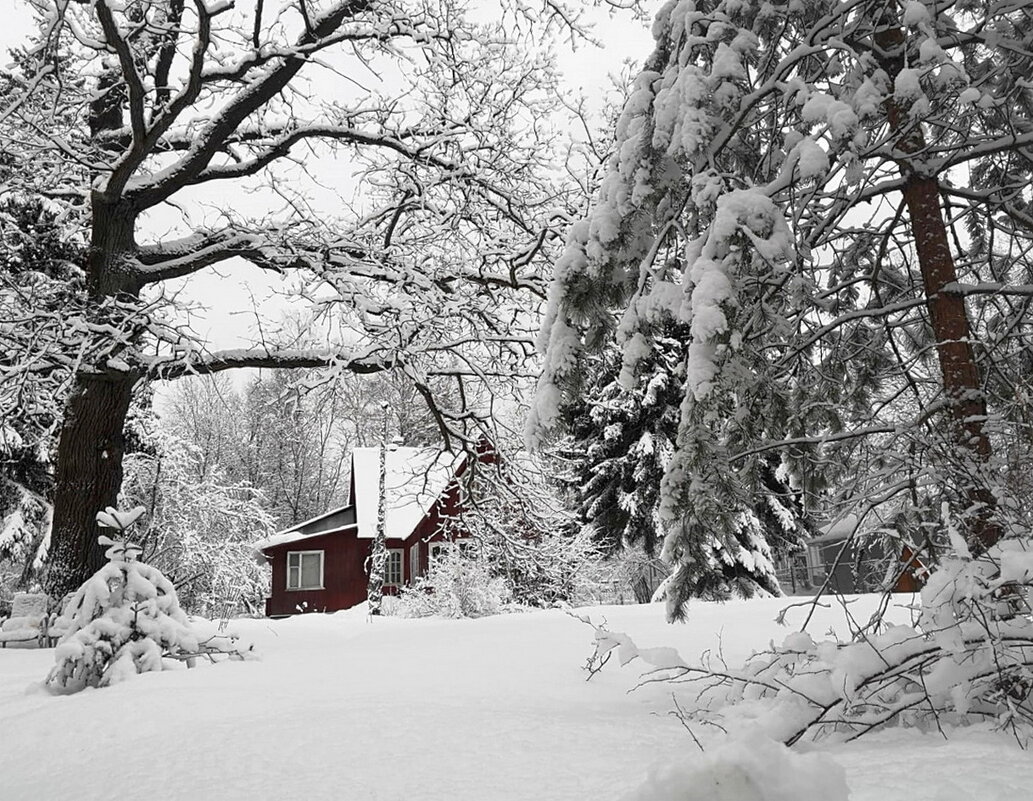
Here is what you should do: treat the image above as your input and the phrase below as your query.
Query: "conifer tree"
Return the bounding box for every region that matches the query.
[46,506,197,691]
[558,321,812,600]
[531,0,1033,617]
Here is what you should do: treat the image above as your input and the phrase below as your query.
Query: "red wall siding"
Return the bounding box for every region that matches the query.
[264,532,408,616]
[404,481,472,582]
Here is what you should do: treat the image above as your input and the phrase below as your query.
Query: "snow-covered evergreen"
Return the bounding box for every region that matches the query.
[556,322,813,600]
[46,507,198,691]
[45,506,252,692]
[532,0,1033,616]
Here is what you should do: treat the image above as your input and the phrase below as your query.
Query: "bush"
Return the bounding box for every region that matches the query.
[583,532,1033,745]
[396,547,511,618]
[46,537,198,691]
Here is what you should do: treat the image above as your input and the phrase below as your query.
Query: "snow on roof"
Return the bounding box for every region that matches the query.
[811,514,860,545]
[253,522,357,553]
[253,447,465,554]
[352,446,465,541]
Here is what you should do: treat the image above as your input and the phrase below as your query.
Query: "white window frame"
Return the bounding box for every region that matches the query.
[384,549,404,587]
[287,550,324,591]
[410,546,420,582]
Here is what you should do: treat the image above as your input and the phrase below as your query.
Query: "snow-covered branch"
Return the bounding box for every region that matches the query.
[144,347,390,380]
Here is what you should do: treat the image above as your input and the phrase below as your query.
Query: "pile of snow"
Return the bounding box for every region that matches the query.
[625,734,847,801]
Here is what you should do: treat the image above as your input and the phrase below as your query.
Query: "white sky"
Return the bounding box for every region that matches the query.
[0,1,654,351]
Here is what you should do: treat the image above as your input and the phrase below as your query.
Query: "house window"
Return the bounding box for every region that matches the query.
[287,550,324,591]
[385,549,403,587]
[429,542,452,562]
[429,540,476,562]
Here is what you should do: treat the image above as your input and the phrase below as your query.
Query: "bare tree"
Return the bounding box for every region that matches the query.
[1,0,569,595]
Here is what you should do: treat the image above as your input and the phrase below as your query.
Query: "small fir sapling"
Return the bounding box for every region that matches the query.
[45,506,250,692]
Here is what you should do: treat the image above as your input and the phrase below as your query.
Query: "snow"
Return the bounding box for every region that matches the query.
[793,136,828,180]
[351,446,465,540]
[800,93,859,140]
[2,596,1031,800]
[958,87,981,105]
[902,1,931,26]
[895,69,923,100]
[710,43,746,82]
[253,447,466,550]
[625,734,848,801]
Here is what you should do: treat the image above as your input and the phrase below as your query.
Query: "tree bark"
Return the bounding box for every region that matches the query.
[367,406,390,615]
[875,16,1000,553]
[44,374,137,597]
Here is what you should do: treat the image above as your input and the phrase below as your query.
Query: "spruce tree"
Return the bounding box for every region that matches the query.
[46,507,198,692]
[531,1,1033,617]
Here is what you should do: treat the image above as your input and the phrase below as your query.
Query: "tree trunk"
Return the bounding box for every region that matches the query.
[44,373,137,597]
[875,17,1000,553]
[45,143,141,595]
[367,409,390,615]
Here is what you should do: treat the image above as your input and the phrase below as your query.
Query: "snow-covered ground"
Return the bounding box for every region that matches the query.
[1,596,1029,800]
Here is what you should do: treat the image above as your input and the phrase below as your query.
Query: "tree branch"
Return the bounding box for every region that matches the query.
[94,0,148,148]
[144,347,390,381]
[126,0,375,209]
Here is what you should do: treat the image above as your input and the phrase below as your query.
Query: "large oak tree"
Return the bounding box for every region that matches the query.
[1,0,569,595]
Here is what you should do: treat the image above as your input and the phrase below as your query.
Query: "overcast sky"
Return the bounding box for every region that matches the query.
[0,1,654,352]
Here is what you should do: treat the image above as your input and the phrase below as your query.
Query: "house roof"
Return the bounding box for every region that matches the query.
[352,446,465,541]
[809,514,860,545]
[254,446,465,553]
[253,522,357,553]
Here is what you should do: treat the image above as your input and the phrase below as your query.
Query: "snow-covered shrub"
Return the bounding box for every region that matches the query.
[396,547,510,618]
[479,522,604,608]
[45,507,252,692]
[457,452,609,608]
[583,536,1033,745]
[120,420,273,617]
[623,734,847,801]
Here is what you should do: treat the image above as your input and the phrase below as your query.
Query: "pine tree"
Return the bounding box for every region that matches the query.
[557,329,681,557]
[558,318,814,600]
[1,196,88,581]
[46,507,198,692]
[531,1,1033,617]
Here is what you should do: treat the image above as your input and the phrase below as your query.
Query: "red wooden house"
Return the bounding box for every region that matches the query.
[256,445,478,617]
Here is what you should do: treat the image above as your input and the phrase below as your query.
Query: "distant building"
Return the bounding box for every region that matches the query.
[256,445,488,616]
[774,515,923,595]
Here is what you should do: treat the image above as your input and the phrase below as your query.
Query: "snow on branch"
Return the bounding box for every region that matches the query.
[581,539,1033,746]
[144,347,391,380]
